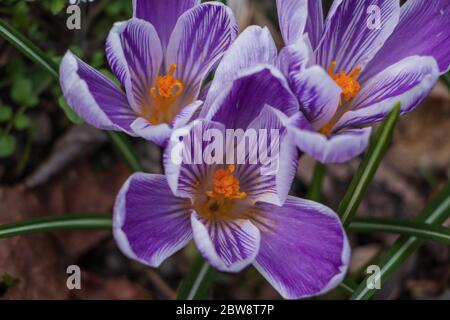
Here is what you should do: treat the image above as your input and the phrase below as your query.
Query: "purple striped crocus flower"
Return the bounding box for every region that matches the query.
[60,0,237,146]
[113,67,349,299]
[276,0,450,163]
[205,0,449,163]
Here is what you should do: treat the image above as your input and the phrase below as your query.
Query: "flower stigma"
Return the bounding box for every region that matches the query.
[146,64,184,125]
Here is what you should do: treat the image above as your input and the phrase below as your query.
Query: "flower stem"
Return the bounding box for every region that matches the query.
[338,104,401,228]
[176,255,215,300]
[306,162,326,202]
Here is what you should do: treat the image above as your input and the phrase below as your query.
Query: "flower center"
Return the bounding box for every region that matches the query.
[206,165,247,200]
[146,64,184,125]
[319,61,362,135]
[328,61,362,105]
[194,165,248,221]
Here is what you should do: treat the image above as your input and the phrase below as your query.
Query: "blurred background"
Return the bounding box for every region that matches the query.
[0,0,449,299]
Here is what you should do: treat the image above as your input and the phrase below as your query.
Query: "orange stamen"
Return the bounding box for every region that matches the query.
[146,64,184,125]
[328,60,361,105]
[150,64,184,100]
[206,165,247,200]
[319,61,362,135]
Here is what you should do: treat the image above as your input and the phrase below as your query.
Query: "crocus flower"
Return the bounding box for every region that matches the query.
[275,0,450,163]
[205,0,449,163]
[113,68,349,299]
[60,0,237,145]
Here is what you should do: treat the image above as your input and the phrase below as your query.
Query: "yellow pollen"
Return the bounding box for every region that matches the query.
[328,61,362,106]
[206,165,247,200]
[150,64,184,100]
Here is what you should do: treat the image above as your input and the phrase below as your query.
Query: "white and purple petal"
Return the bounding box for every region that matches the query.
[164,120,226,199]
[203,25,278,111]
[106,18,163,113]
[316,0,400,73]
[304,0,324,49]
[253,197,350,299]
[166,2,237,105]
[245,106,299,206]
[290,64,341,130]
[59,51,137,134]
[336,55,440,130]
[291,125,372,164]
[276,0,307,46]
[205,65,299,130]
[132,0,199,51]
[191,212,260,272]
[113,173,192,267]
[363,0,450,80]
[130,118,172,147]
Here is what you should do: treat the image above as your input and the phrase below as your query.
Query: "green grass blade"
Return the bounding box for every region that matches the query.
[306,162,326,202]
[177,256,215,300]
[338,104,401,228]
[106,132,144,172]
[350,183,450,300]
[0,214,112,239]
[350,218,450,245]
[0,18,59,80]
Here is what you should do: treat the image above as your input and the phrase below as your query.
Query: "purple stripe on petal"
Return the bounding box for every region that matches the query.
[203,26,278,112]
[205,65,299,130]
[191,212,260,273]
[253,197,350,299]
[276,0,308,45]
[290,64,341,130]
[164,120,226,199]
[59,51,136,135]
[113,173,192,267]
[336,56,440,130]
[171,100,203,130]
[106,19,163,113]
[276,37,311,78]
[132,0,199,51]
[166,3,237,106]
[316,0,400,73]
[362,0,450,80]
[305,0,324,49]
[291,126,372,164]
[246,106,299,206]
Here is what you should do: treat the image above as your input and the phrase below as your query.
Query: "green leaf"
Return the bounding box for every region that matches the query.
[350,183,450,300]
[350,218,450,245]
[0,19,59,80]
[177,256,215,300]
[306,162,326,201]
[0,105,13,122]
[49,0,66,15]
[10,77,38,107]
[338,104,401,228]
[1,273,19,289]
[58,96,83,125]
[0,214,112,239]
[0,18,143,173]
[106,132,144,173]
[13,113,30,131]
[0,134,16,158]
